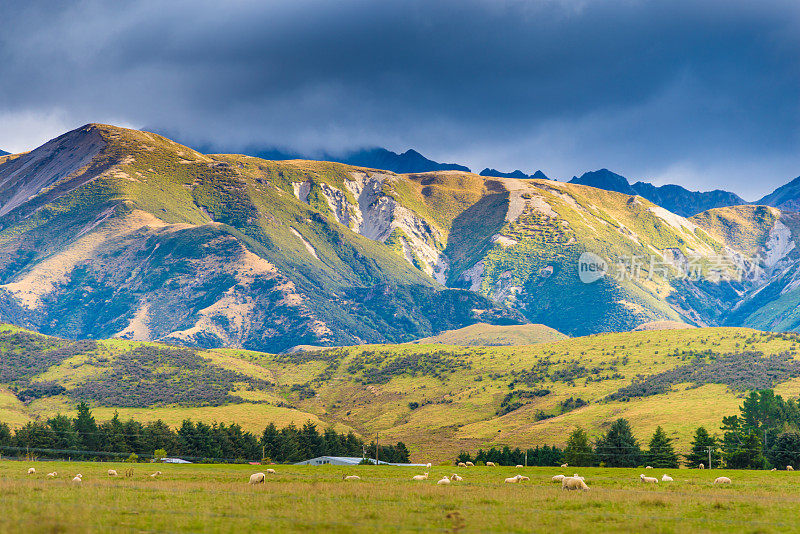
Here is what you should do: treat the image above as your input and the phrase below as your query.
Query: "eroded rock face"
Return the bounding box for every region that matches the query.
[293,171,450,283]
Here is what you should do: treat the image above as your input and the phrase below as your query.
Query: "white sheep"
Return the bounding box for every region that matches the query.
[465,461,474,467]
[343,475,360,481]
[27,467,36,475]
[249,472,266,485]
[552,474,565,483]
[788,465,795,471]
[504,475,521,483]
[560,463,568,468]
[46,472,57,478]
[515,465,523,468]
[772,468,777,471]
[640,474,658,484]
[518,475,530,481]
[107,469,118,477]
[561,477,589,491]
[412,472,429,481]
[450,473,463,482]
[713,476,731,485]
[486,462,495,467]
[426,463,432,468]
[457,462,466,468]
[266,468,276,474]
[645,466,653,469]
[150,471,162,478]
[572,473,584,480]
[661,474,673,482]
[437,476,451,485]
[72,474,82,485]
[699,463,705,469]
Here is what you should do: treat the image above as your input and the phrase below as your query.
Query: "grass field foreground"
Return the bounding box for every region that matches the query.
[0,460,798,533]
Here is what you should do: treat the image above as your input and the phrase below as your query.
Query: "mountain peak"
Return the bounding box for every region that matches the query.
[757,175,800,212]
[569,169,634,195]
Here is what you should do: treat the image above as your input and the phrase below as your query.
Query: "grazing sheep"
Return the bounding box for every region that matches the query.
[486,462,495,467]
[46,472,57,479]
[465,461,474,467]
[504,475,522,483]
[72,474,82,485]
[561,463,568,468]
[518,475,530,481]
[699,463,705,469]
[437,476,451,485]
[149,471,162,478]
[457,462,466,468]
[266,468,276,474]
[645,466,653,469]
[343,475,360,481]
[107,469,118,477]
[713,476,731,485]
[450,473,463,482]
[249,472,266,485]
[772,468,777,471]
[515,465,523,468]
[661,474,673,482]
[412,472,429,481]
[789,465,795,471]
[27,468,35,475]
[561,477,589,491]
[552,474,565,483]
[640,474,658,484]
[426,463,432,468]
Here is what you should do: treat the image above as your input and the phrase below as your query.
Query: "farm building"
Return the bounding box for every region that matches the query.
[295,456,426,467]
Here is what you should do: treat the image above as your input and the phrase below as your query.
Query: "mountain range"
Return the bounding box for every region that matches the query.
[0,149,8,156]
[148,131,783,217]
[568,169,748,217]
[4,125,800,352]
[479,168,549,180]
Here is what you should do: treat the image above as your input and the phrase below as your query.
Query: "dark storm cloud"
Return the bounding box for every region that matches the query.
[1,0,799,198]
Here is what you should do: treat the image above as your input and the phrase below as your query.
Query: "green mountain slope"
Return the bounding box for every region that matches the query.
[4,124,800,346]
[0,125,520,352]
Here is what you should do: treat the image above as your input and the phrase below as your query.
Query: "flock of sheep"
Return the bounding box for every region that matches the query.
[246,461,753,489]
[26,467,162,484]
[29,460,783,489]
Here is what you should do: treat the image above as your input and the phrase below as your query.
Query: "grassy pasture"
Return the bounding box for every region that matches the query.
[0,460,797,533]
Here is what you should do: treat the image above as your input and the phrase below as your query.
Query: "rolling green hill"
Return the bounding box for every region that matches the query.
[3,324,800,462]
[412,323,566,346]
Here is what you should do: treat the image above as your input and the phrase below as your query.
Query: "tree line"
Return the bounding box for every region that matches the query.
[456,445,563,467]
[456,420,681,468]
[0,403,410,464]
[457,389,800,470]
[685,389,800,470]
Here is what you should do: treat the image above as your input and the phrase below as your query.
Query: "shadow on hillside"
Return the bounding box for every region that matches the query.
[445,188,509,285]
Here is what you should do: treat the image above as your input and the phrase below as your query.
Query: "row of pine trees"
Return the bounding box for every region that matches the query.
[0,403,410,464]
[457,389,800,469]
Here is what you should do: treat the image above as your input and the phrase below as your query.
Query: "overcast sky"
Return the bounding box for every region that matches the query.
[1,0,799,199]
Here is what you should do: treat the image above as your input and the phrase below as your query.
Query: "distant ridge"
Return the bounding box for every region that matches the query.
[0,149,8,156]
[246,146,471,174]
[413,323,566,346]
[757,175,800,212]
[569,168,746,217]
[479,168,549,180]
